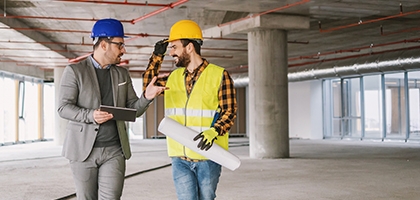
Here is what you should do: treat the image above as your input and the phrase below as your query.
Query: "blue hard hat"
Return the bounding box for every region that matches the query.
[91,18,127,38]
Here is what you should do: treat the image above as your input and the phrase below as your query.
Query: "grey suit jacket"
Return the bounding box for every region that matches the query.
[57,57,151,161]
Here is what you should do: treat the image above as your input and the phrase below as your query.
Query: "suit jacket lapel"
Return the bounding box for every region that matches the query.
[110,65,118,106]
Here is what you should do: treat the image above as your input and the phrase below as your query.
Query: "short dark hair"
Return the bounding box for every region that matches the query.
[180,39,202,56]
[93,37,114,50]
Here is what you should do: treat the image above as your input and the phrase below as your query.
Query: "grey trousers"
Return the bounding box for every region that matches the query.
[70,145,126,200]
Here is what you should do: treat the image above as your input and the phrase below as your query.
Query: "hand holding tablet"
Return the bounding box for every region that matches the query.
[99,105,137,122]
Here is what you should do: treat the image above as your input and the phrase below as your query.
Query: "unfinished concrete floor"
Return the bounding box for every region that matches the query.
[0,138,419,200]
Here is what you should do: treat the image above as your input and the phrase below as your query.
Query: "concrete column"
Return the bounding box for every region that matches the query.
[202,14,308,158]
[248,29,289,158]
[54,68,67,145]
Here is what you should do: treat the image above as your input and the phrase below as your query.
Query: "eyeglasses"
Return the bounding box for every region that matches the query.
[108,41,125,50]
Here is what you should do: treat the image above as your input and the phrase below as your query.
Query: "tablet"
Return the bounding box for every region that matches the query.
[99,105,137,122]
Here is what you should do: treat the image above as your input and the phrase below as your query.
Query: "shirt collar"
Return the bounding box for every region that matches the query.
[89,55,111,69]
[184,59,209,75]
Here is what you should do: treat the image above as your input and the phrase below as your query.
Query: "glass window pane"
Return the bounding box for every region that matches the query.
[363,75,383,138]
[0,76,4,144]
[327,78,362,138]
[3,78,17,143]
[408,71,420,139]
[348,78,361,118]
[43,83,55,139]
[323,80,333,138]
[384,73,406,139]
[342,78,362,138]
[21,81,39,141]
[332,80,342,118]
[18,81,25,119]
[332,118,341,137]
[331,79,342,137]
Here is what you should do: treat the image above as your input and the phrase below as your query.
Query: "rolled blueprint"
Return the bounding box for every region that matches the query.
[158,117,241,171]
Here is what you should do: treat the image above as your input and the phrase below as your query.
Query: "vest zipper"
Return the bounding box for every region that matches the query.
[182,69,200,158]
[183,75,189,157]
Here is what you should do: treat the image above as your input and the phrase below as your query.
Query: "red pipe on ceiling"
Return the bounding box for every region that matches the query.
[56,0,169,7]
[381,25,420,36]
[319,5,420,33]
[0,27,90,34]
[0,26,166,38]
[69,53,91,63]
[118,60,129,66]
[4,1,185,24]
[288,37,420,62]
[2,15,130,23]
[288,45,420,68]
[3,0,187,53]
[131,0,189,24]
[223,37,420,70]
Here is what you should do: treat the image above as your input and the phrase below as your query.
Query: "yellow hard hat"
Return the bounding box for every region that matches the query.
[167,20,203,42]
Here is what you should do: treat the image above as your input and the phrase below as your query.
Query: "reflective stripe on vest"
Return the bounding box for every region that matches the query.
[164,63,228,160]
[165,108,216,119]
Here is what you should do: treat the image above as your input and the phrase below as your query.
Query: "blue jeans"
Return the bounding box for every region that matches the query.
[171,157,222,200]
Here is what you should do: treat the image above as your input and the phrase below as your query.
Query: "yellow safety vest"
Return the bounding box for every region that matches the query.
[164,63,229,159]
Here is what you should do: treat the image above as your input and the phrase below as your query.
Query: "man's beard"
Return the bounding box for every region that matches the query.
[175,49,191,68]
[105,50,122,65]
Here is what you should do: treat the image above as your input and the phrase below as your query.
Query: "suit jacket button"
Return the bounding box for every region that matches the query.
[95,128,99,131]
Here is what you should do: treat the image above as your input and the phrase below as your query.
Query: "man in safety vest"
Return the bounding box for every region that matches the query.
[143,19,237,200]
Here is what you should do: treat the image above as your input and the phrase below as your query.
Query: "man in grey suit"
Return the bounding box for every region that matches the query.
[57,18,166,200]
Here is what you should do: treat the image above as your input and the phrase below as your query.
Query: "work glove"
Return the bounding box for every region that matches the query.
[153,38,169,56]
[193,128,218,151]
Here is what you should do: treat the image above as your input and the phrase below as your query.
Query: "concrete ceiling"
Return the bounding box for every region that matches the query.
[0,0,420,80]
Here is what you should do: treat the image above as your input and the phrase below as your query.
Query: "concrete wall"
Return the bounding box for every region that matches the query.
[289,80,323,139]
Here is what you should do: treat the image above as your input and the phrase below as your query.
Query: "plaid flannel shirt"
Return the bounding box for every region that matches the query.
[143,54,237,135]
